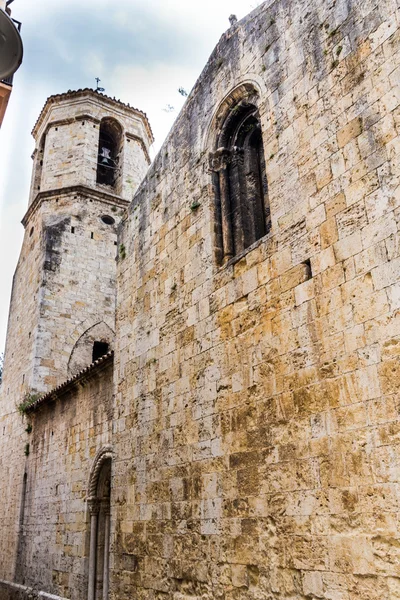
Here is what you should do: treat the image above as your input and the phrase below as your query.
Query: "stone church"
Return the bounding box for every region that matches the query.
[1,0,400,598]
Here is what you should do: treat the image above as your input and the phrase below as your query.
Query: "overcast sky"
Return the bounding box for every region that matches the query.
[0,0,260,352]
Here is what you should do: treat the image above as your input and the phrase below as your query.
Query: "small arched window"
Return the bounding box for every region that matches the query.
[210,98,270,264]
[96,118,123,188]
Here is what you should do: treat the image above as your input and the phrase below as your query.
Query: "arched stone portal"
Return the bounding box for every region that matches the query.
[87,446,112,600]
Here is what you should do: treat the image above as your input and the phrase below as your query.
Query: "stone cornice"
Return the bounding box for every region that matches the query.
[41,114,101,136]
[22,185,130,227]
[25,351,114,414]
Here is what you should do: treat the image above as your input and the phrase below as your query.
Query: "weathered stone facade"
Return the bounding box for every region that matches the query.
[0,90,152,593]
[1,0,400,598]
[17,356,113,599]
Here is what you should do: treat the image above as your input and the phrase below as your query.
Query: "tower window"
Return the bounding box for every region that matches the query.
[92,341,109,362]
[210,98,270,264]
[96,118,123,188]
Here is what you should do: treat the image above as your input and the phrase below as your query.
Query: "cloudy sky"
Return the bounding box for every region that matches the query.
[0,0,260,352]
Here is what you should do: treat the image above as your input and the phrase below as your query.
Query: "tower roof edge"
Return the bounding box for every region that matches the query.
[31,88,154,144]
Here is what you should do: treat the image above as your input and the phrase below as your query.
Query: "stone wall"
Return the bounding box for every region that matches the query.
[113,0,400,598]
[0,92,151,586]
[0,189,121,585]
[15,358,113,600]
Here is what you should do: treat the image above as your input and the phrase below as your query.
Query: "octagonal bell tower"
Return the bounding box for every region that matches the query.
[29,88,153,204]
[1,89,153,405]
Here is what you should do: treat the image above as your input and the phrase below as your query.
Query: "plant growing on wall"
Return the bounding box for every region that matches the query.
[17,391,42,415]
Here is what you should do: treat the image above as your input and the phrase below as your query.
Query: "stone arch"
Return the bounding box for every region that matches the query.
[87,445,113,501]
[203,77,266,152]
[96,117,124,193]
[87,446,113,600]
[207,80,270,264]
[67,321,115,377]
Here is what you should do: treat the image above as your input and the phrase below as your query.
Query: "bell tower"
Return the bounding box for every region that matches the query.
[1,89,153,403]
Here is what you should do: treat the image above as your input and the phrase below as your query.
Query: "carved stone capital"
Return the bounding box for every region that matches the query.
[209,148,232,172]
[87,498,100,515]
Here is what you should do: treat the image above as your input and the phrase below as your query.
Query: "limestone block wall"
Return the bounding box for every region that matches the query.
[32,192,121,390]
[15,360,113,600]
[0,192,123,584]
[0,210,43,581]
[113,0,400,598]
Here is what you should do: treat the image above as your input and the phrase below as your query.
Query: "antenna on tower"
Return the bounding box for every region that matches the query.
[95,77,105,93]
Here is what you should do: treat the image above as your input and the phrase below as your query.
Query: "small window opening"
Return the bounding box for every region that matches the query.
[91,232,94,239]
[71,226,75,234]
[303,259,312,280]
[29,227,34,237]
[101,215,115,225]
[96,118,123,188]
[92,341,109,362]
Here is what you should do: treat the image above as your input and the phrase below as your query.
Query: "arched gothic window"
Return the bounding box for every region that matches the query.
[210,100,270,264]
[96,118,123,188]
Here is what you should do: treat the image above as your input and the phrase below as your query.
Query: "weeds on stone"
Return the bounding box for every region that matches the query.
[119,244,126,260]
[17,392,42,415]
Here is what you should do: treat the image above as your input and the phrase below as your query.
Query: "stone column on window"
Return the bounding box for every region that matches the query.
[102,501,111,600]
[88,499,100,600]
[210,148,233,262]
[230,146,246,253]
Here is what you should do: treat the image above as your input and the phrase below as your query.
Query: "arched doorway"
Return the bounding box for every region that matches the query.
[87,446,112,600]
